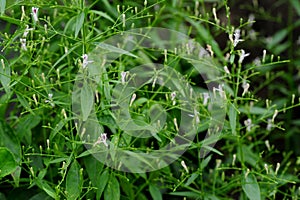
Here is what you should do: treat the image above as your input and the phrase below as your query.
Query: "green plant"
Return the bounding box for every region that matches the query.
[0,0,299,199]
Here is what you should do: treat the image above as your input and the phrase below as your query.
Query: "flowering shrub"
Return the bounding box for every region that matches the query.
[0,0,300,199]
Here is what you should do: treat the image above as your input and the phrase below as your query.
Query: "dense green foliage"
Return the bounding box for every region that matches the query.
[0,0,300,199]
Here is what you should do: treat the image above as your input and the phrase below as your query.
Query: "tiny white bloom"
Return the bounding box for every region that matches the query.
[170,91,176,101]
[275,163,280,175]
[232,154,236,166]
[45,93,54,107]
[272,109,278,122]
[82,54,93,69]
[23,25,33,38]
[213,84,226,99]
[20,38,27,51]
[264,163,269,174]
[266,119,272,131]
[203,92,209,106]
[265,140,271,151]
[239,49,250,64]
[31,7,39,23]
[233,29,243,47]
[244,118,253,132]
[173,118,179,131]
[181,160,189,173]
[129,93,136,107]
[224,66,230,75]
[94,133,108,147]
[242,81,250,96]
[121,71,128,85]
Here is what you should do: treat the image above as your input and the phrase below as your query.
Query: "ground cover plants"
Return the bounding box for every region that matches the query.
[0,0,300,199]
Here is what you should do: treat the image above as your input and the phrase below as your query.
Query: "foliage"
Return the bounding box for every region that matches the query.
[0,0,300,199]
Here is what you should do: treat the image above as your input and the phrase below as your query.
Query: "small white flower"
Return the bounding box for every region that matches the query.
[23,25,33,38]
[188,108,200,124]
[45,93,54,107]
[181,160,189,173]
[272,109,278,122]
[224,66,230,75]
[265,140,271,151]
[129,93,136,107]
[173,118,179,132]
[20,38,27,51]
[275,163,280,175]
[31,7,39,23]
[233,29,243,47]
[121,71,128,85]
[264,163,269,174]
[203,92,209,106]
[82,54,93,69]
[94,133,108,147]
[213,84,226,99]
[244,118,253,132]
[170,91,176,104]
[232,154,236,166]
[266,119,272,131]
[242,81,250,96]
[239,49,250,64]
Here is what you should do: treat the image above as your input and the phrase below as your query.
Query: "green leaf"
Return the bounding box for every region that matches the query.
[290,0,300,16]
[66,160,83,200]
[104,175,120,200]
[0,56,11,94]
[35,179,57,199]
[16,113,41,145]
[83,156,104,187]
[185,173,199,187]
[96,170,109,199]
[50,119,69,140]
[89,10,114,22]
[228,103,237,135]
[200,154,212,170]
[81,81,94,121]
[95,42,138,58]
[0,0,6,15]
[0,120,21,163]
[28,192,52,200]
[149,184,162,200]
[0,147,18,178]
[11,166,21,187]
[242,172,261,200]
[75,12,85,38]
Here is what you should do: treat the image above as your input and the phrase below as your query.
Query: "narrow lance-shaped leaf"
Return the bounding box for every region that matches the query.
[242,172,261,200]
[66,160,83,200]
[81,81,94,121]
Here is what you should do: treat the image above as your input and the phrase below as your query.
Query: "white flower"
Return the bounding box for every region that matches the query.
[20,38,27,51]
[275,163,280,175]
[94,133,108,147]
[224,66,230,75]
[233,29,243,47]
[242,81,250,96]
[31,7,39,23]
[239,49,250,64]
[181,160,189,173]
[121,71,128,85]
[244,118,253,132]
[45,93,54,107]
[272,109,278,122]
[129,93,136,107]
[171,91,176,102]
[82,54,93,69]
[23,25,33,38]
[266,119,272,131]
[213,84,226,99]
[203,92,209,106]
